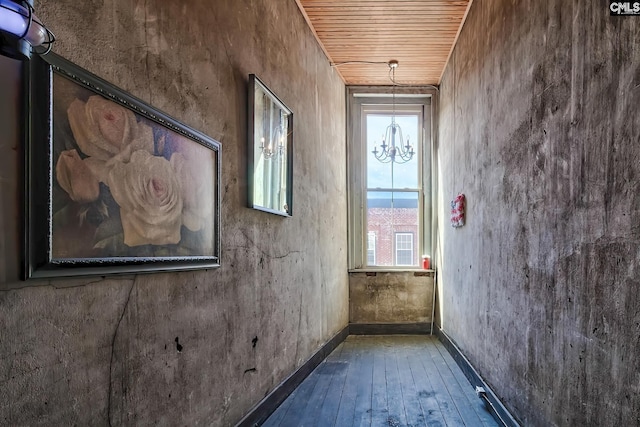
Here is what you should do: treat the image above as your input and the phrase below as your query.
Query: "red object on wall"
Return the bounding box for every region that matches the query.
[451,193,465,227]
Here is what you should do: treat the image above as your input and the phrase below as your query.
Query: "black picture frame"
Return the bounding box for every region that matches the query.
[247,74,293,217]
[23,53,221,279]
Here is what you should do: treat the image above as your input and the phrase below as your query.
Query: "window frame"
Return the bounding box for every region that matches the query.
[347,86,436,271]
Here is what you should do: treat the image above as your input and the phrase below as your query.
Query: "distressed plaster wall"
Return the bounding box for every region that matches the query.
[0,0,348,425]
[349,272,434,324]
[437,1,640,425]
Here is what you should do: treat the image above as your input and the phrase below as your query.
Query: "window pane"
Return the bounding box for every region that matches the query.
[366,191,419,267]
[367,114,419,189]
[395,233,414,265]
[367,231,376,265]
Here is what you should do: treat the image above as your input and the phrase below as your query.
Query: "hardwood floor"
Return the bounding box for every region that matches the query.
[263,335,498,427]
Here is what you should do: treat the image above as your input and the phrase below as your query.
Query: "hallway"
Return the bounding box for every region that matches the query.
[3,1,638,425]
[263,336,498,426]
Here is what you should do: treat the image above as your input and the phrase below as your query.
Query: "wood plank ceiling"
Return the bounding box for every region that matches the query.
[295,0,472,86]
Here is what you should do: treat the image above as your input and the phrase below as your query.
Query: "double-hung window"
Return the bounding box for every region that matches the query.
[347,87,435,269]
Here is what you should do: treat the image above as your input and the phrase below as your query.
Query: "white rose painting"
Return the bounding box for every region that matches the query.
[50,74,217,260]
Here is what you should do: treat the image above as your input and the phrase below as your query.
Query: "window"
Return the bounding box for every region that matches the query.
[395,233,414,265]
[367,231,376,265]
[365,108,420,267]
[347,87,435,270]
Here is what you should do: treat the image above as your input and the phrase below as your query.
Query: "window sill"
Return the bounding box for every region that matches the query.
[348,268,435,274]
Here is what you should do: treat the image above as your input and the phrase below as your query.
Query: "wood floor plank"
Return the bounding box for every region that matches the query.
[406,348,447,427]
[261,392,294,427]
[351,338,375,427]
[297,343,349,427]
[433,340,499,426]
[425,340,488,426]
[396,349,428,427]
[412,340,467,425]
[276,343,344,427]
[316,340,351,425]
[370,339,389,425]
[385,339,409,427]
[275,375,320,427]
[334,340,361,426]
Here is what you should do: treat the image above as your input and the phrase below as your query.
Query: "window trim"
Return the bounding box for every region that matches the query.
[346,86,437,271]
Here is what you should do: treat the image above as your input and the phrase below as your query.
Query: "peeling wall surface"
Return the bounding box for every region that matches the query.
[437,1,640,426]
[349,272,434,324]
[0,0,348,425]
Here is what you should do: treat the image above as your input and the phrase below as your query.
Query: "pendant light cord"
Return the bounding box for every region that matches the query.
[391,66,396,124]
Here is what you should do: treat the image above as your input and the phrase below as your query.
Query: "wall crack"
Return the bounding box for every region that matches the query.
[107,280,136,427]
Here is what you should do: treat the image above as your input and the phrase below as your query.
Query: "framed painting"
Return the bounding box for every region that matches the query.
[23,52,221,279]
[247,74,293,217]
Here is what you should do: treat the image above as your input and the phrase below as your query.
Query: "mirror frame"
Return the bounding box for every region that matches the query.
[247,74,293,217]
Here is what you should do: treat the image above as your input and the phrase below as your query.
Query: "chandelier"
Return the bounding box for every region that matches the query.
[371,60,415,164]
[259,100,286,159]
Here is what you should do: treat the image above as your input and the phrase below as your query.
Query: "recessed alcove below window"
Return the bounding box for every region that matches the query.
[349,271,435,334]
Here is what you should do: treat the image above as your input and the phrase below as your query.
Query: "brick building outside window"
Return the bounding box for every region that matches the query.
[367,197,418,266]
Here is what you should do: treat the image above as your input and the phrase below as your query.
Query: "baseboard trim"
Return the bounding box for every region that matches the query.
[435,326,520,427]
[236,325,349,427]
[349,322,431,335]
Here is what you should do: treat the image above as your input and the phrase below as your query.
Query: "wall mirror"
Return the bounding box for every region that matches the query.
[248,74,293,217]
